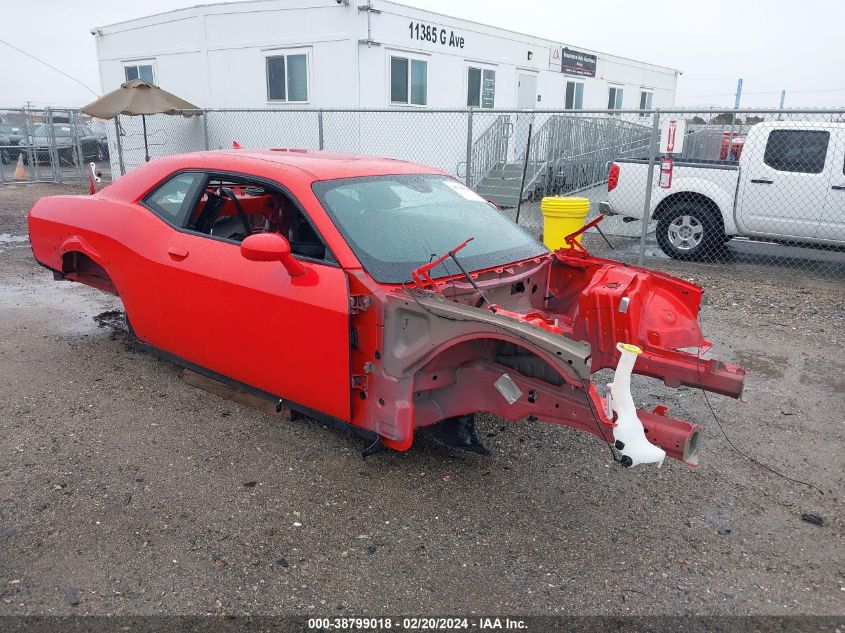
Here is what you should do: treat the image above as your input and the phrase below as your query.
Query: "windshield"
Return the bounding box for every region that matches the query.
[312,174,547,284]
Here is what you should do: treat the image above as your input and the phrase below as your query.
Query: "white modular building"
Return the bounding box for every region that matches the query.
[92,0,679,206]
[92,0,679,112]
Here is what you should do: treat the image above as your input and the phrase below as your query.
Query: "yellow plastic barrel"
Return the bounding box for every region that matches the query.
[541,196,591,250]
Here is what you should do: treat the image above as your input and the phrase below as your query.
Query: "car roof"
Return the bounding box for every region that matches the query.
[204,149,446,180]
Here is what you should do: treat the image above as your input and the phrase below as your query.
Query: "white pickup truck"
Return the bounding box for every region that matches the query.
[601,121,845,259]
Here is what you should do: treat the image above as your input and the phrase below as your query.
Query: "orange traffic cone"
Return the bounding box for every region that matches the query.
[13,154,26,180]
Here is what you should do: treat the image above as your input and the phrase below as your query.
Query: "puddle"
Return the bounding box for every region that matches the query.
[733,350,788,379]
[0,278,122,335]
[93,309,127,332]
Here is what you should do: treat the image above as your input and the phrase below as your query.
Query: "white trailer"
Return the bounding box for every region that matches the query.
[92,0,679,112]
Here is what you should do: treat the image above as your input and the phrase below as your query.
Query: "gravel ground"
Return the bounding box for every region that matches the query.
[0,182,843,617]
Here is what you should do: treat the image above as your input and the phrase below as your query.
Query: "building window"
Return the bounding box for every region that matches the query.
[390,56,427,105]
[124,63,155,84]
[639,90,653,115]
[607,86,623,110]
[467,67,495,108]
[266,53,309,102]
[565,81,583,110]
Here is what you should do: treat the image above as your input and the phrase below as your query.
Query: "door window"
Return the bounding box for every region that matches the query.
[183,173,332,261]
[143,172,205,225]
[763,130,830,174]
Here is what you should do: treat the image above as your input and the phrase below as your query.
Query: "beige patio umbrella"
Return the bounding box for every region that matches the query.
[81,79,202,163]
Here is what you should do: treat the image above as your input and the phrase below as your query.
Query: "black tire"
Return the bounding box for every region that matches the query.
[655,201,725,261]
[0,149,9,165]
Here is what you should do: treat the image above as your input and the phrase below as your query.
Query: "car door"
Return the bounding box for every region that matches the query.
[816,129,845,243]
[737,127,832,240]
[136,170,352,423]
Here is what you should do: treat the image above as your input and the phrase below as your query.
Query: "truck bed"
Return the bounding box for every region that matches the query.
[614,157,739,171]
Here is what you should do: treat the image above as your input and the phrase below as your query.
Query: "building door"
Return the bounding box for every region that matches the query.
[517,72,538,109]
[513,72,538,163]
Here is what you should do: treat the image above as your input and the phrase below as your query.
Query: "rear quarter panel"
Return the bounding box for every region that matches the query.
[28,193,185,340]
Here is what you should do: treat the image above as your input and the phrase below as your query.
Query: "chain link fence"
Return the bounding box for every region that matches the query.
[0,107,113,185]
[3,105,843,279]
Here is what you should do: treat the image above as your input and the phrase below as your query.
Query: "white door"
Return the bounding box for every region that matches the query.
[517,72,538,109]
[513,72,538,161]
[737,127,833,240]
[817,129,845,242]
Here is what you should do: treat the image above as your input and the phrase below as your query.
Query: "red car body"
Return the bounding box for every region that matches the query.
[28,149,745,466]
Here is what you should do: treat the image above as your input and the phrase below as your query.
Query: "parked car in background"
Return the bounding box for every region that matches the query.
[20,123,106,166]
[602,121,845,259]
[85,118,110,160]
[0,133,12,164]
[26,149,746,468]
[0,124,25,163]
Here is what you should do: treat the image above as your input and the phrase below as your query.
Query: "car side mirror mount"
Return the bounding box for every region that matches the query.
[240,233,306,277]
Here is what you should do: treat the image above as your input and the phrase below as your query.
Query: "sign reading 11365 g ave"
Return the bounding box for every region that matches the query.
[408,21,465,48]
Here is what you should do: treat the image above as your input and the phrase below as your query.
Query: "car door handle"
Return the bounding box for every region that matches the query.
[167,245,189,260]
[750,179,774,184]
[832,185,845,191]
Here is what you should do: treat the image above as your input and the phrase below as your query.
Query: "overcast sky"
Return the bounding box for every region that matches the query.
[1,0,842,109]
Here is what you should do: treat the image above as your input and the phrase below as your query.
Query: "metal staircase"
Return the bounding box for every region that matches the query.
[471,114,652,208]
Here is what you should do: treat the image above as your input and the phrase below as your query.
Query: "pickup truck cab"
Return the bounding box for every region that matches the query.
[602,122,845,259]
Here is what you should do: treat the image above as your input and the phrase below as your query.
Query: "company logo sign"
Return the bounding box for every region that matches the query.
[552,47,596,78]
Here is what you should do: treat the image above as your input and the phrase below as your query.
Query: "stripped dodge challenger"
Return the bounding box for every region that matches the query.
[28,150,746,466]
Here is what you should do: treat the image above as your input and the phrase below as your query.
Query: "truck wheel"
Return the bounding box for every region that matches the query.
[656,202,723,260]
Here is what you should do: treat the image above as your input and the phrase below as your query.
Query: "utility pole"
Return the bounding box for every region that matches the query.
[726,78,742,158]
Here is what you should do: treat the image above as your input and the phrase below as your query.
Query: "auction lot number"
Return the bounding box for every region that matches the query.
[307,617,472,629]
[308,617,526,630]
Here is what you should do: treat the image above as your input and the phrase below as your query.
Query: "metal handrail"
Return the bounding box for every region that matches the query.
[465,114,511,187]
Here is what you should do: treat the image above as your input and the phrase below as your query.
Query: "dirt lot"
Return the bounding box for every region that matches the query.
[0,182,843,617]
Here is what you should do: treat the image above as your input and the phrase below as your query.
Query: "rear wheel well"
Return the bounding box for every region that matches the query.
[654,193,724,232]
[61,251,118,295]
